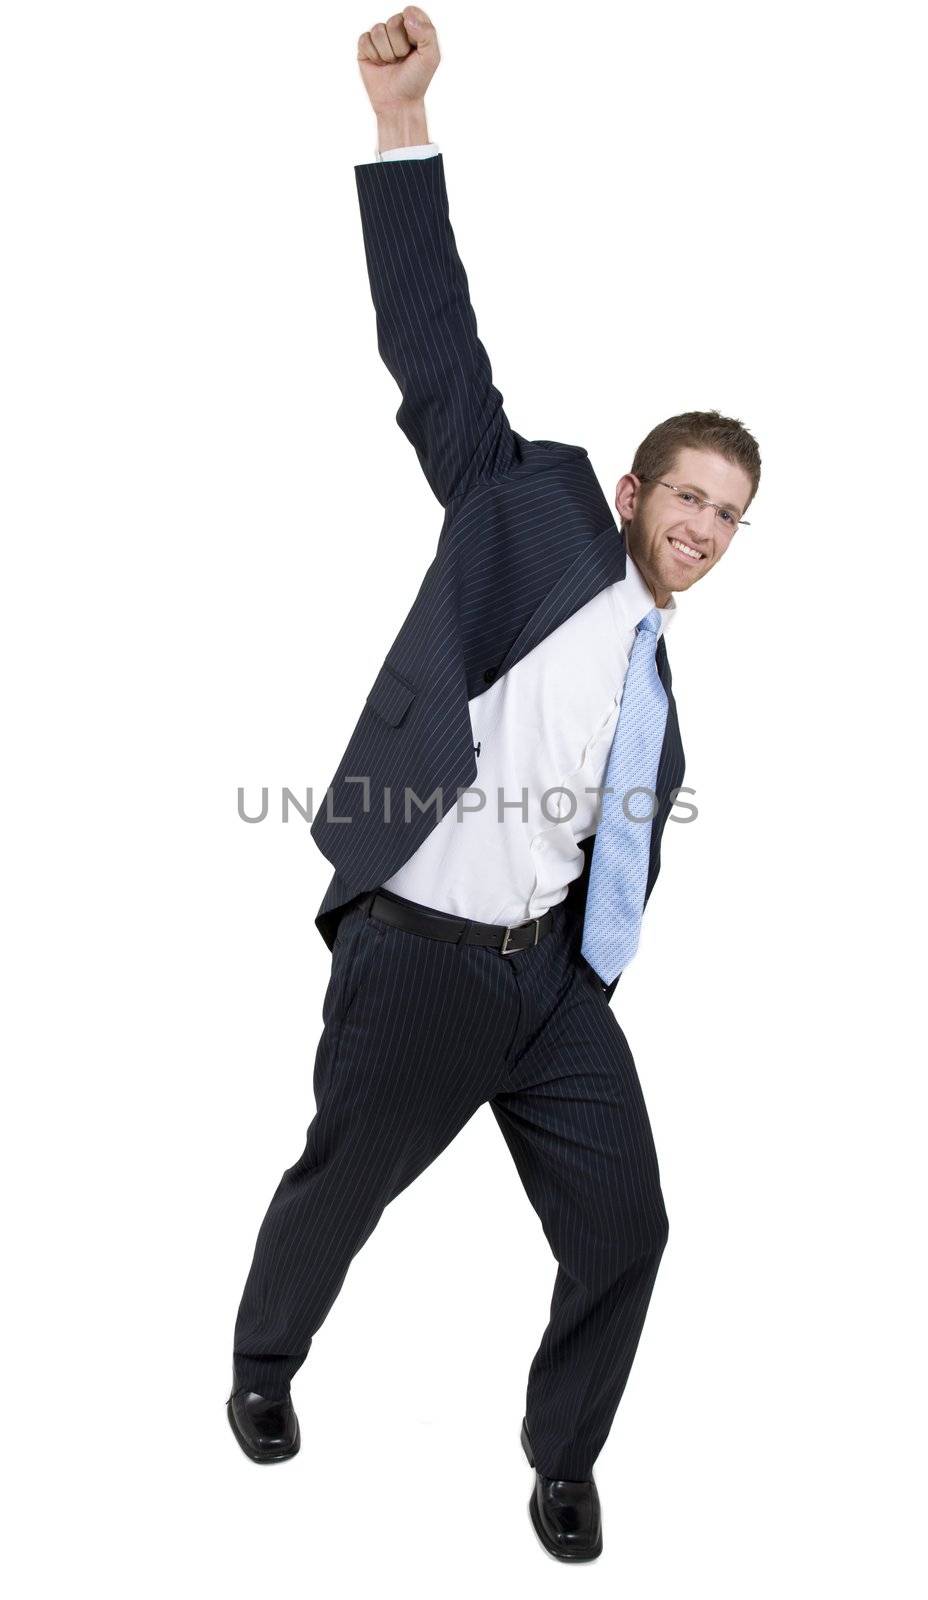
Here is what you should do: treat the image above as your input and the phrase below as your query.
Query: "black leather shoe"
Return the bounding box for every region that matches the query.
[521,1416,603,1562]
[227,1388,300,1464]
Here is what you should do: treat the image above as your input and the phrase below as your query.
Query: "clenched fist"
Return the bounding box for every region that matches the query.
[357,9,440,111]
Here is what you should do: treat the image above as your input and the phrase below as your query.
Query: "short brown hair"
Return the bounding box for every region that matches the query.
[625,409,761,526]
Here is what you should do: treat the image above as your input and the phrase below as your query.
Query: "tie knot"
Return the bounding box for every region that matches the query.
[636,606,662,638]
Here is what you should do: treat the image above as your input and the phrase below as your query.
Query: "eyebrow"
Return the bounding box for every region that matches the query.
[678,481,742,517]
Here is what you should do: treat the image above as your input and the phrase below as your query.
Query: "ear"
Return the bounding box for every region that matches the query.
[615,472,642,525]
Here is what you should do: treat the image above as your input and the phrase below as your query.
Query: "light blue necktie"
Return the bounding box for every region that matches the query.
[581,607,668,985]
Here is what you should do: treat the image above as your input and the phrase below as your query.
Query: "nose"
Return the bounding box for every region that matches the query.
[683,504,715,543]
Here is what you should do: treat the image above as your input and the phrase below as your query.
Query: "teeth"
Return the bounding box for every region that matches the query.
[670,538,703,559]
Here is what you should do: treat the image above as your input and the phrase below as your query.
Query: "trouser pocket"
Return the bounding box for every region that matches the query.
[324,897,383,1028]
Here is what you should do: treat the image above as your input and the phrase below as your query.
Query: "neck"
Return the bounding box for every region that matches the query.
[642,568,671,610]
[624,526,671,609]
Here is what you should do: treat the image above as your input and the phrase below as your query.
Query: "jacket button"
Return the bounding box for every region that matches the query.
[483,666,497,684]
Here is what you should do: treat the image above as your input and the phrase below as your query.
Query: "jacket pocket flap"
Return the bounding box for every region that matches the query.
[365,663,416,727]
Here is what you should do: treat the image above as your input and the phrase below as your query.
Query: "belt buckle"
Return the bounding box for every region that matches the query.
[500,916,541,954]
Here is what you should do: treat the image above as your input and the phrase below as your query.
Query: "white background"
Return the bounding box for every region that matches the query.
[2,0,925,1592]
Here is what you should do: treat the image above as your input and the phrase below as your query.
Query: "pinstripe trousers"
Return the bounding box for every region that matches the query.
[230,890,669,1481]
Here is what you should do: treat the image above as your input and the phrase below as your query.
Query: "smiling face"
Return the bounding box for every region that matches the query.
[615,446,754,607]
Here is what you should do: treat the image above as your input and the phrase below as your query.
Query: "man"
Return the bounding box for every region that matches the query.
[227,8,760,1564]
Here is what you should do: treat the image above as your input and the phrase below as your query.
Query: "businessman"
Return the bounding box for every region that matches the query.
[227,8,761,1564]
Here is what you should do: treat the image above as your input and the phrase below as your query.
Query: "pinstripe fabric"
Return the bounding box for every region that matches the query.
[309,154,685,961]
[231,894,668,1480]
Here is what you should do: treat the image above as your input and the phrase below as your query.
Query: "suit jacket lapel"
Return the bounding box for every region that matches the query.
[494,526,627,679]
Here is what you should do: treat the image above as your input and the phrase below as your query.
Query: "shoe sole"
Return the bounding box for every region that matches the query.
[521,1416,603,1563]
[226,1399,301,1464]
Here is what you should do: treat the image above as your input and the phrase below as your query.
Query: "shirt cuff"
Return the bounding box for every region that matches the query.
[358,142,440,164]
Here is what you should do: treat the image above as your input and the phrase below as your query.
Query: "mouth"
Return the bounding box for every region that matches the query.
[667,535,707,565]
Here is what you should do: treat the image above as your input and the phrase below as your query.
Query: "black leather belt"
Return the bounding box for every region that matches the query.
[368,887,555,954]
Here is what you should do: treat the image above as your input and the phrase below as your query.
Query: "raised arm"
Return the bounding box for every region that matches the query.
[356,10,516,505]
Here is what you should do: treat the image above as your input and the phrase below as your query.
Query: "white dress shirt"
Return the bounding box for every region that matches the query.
[383,551,677,924]
[361,142,679,924]
[364,143,442,163]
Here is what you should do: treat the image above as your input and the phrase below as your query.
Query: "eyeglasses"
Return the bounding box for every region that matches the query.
[637,478,750,529]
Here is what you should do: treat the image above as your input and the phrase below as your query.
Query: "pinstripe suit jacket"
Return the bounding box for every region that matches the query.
[311,154,685,1002]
